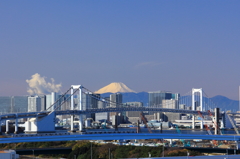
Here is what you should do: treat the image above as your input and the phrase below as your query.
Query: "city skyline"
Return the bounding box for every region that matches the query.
[1,1,240,100]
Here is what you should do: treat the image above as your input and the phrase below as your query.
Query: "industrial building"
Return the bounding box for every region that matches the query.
[124,102,143,123]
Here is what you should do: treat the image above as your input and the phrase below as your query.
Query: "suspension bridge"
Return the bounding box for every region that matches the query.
[0,85,239,144]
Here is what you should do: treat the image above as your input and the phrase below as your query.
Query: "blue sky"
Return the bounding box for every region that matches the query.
[1,1,240,99]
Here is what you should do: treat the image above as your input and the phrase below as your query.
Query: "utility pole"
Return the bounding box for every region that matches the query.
[91,142,92,159]
[162,139,164,157]
[32,150,34,159]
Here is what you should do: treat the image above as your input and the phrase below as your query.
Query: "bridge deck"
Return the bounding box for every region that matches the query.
[0,133,240,144]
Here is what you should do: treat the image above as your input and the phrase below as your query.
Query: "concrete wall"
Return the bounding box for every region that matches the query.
[25,112,55,133]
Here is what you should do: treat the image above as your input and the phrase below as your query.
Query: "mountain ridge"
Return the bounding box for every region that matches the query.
[100,92,238,111]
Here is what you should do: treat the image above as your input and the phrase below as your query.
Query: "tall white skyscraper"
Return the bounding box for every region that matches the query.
[28,96,41,112]
[46,92,60,111]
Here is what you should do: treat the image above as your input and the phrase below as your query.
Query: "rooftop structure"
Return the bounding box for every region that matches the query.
[0,150,19,159]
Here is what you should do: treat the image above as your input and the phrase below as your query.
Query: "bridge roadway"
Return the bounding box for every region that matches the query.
[0,133,240,144]
[13,147,240,155]
[0,107,213,120]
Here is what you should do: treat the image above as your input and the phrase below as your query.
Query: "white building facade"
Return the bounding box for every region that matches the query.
[28,96,41,112]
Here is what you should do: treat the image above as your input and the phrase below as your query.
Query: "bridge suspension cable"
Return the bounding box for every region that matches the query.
[46,87,72,112]
[82,87,129,108]
[202,90,218,112]
[50,88,79,113]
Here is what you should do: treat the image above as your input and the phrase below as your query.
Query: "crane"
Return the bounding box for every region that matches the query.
[140,112,152,133]
[175,125,190,147]
[207,110,223,135]
[198,111,212,135]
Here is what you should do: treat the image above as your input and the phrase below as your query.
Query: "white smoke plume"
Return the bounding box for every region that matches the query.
[26,73,62,95]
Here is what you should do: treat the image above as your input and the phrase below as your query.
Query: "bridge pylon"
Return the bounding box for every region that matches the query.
[14,114,18,134]
[5,120,10,134]
[70,85,84,132]
[192,88,203,129]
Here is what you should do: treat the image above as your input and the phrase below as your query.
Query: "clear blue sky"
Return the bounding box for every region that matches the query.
[1,1,240,99]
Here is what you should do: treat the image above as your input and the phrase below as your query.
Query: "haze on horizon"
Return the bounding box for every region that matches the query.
[1,1,240,100]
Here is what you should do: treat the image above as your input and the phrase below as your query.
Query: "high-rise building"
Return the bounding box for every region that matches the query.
[46,92,64,111]
[28,96,41,112]
[149,91,180,108]
[39,95,46,111]
[77,92,101,120]
[110,93,122,108]
[109,93,122,117]
[12,96,28,113]
[148,91,180,118]
[148,91,172,107]
[80,92,99,110]
[0,96,28,114]
[46,94,52,111]
[60,94,71,111]
[0,96,11,114]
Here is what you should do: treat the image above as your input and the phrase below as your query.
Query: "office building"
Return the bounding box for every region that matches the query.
[46,92,66,111]
[76,92,100,120]
[13,96,28,113]
[0,96,28,114]
[148,91,180,108]
[39,95,46,111]
[0,96,11,114]
[149,91,173,107]
[79,92,100,110]
[110,93,122,108]
[60,94,71,111]
[148,91,180,119]
[28,96,41,112]
[162,99,178,109]
[109,93,122,117]
[46,94,52,111]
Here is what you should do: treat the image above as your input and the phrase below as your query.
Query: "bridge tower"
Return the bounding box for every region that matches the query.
[192,88,203,129]
[70,85,83,132]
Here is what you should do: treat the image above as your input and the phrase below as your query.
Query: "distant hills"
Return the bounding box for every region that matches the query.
[210,95,238,111]
[100,92,239,112]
